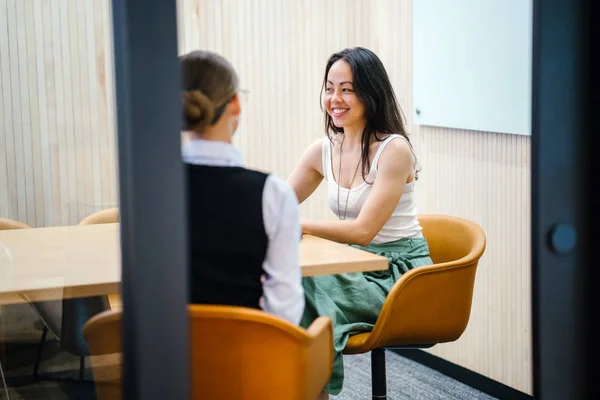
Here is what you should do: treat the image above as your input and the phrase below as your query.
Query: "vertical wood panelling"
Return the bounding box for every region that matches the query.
[0,1,8,218]
[1,1,17,221]
[1,0,532,394]
[0,0,118,227]
[417,127,531,392]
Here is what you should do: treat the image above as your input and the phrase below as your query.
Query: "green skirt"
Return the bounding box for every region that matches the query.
[300,237,433,395]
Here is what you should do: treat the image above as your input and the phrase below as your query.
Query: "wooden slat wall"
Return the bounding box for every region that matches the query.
[417,126,531,393]
[0,0,118,227]
[0,0,532,394]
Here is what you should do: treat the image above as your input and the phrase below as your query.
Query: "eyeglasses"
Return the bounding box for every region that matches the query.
[238,89,250,106]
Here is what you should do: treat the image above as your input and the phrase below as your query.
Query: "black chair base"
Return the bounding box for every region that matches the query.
[370,345,435,399]
[33,327,91,388]
[371,348,387,399]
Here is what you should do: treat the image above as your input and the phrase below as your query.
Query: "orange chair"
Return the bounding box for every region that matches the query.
[83,305,334,400]
[0,218,30,230]
[343,214,486,399]
[79,208,119,226]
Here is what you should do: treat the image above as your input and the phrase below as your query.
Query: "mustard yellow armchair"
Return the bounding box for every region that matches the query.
[83,305,334,400]
[344,214,487,399]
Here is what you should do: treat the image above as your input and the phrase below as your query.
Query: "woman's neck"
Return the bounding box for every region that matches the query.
[341,122,366,149]
[183,124,232,144]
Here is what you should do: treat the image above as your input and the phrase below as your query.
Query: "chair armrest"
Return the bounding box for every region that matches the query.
[304,317,333,400]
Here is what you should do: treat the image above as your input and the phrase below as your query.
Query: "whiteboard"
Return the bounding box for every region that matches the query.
[413,0,533,135]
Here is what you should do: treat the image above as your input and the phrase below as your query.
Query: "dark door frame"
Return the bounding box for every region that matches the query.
[531,0,597,398]
[111,1,190,399]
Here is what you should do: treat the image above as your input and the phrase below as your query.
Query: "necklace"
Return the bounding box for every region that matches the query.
[337,137,361,220]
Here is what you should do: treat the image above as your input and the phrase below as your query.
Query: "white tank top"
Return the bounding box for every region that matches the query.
[322,134,423,244]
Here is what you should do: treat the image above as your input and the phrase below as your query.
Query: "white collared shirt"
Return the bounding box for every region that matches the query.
[182,139,304,325]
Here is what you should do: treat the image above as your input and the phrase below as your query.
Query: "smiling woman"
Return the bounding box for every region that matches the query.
[287,47,433,398]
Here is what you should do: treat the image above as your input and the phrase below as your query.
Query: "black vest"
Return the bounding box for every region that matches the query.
[186,164,269,309]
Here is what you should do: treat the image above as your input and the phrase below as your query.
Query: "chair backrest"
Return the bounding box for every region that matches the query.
[79,208,119,225]
[188,305,332,400]
[83,305,333,400]
[420,214,484,265]
[369,214,486,348]
[0,218,31,230]
[80,309,122,400]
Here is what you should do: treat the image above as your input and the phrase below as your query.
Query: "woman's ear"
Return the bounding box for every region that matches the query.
[229,94,241,116]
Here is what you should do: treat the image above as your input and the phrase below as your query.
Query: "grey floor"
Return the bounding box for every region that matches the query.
[1,303,497,400]
[336,352,497,400]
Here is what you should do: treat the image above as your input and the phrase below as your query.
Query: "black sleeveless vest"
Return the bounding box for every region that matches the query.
[186,164,269,309]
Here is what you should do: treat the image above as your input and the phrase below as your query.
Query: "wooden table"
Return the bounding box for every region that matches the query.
[0,223,387,305]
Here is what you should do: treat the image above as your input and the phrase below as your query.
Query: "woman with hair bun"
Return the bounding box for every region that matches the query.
[180,50,304,325]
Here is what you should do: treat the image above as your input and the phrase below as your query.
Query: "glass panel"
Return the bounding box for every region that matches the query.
[0,0,121,398]
[1,0,189,398]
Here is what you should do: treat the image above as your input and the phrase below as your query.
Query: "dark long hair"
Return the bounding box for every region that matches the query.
[321,47,418,180]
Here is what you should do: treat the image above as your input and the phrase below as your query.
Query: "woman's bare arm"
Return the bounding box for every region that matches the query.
[287,138,324,204]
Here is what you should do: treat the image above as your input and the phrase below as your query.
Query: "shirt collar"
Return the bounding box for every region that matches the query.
[181,138,245,168]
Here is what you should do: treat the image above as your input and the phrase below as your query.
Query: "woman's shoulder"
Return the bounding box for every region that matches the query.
[302,136,329,162]
[374,134,412,157]
[312,135,340,149]
[305,136,327,152]
[373,134,414,172]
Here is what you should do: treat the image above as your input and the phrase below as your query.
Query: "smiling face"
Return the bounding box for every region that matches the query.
[323,59,366,133]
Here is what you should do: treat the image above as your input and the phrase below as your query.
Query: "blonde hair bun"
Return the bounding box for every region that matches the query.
[183,90,214,131]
